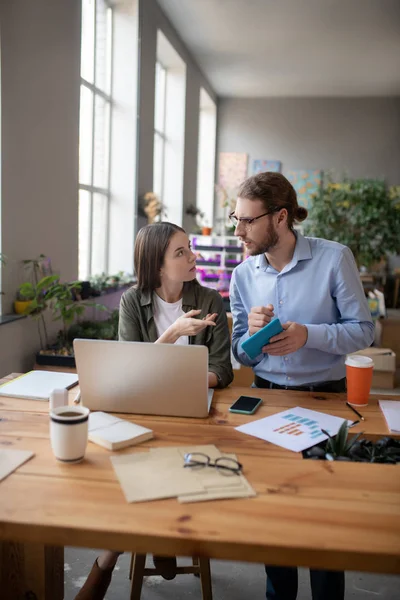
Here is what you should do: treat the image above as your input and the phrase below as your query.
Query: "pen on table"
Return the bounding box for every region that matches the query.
[73,391,81,404]
[346,402,365,421]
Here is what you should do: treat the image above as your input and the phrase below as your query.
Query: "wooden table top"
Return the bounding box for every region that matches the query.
[0,374,399,575]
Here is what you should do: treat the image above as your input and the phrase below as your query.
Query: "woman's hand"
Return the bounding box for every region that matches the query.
[156,310,217,344]
[173,310,217,338]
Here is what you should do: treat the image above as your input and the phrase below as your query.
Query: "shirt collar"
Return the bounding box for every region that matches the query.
[254,231,312,271]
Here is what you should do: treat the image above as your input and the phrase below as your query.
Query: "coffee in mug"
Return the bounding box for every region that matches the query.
[50,405,90,463]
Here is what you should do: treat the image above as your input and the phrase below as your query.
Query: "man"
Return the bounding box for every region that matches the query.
[229,172,374,600]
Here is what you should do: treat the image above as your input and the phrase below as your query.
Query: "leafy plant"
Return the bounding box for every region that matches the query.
[43,281,107,349]
[305,422,400,464]
[16,284,36,301]
[89,272,110,294]
[323,422,364,460]
[67,309,119,343]
[20,275,59,349]
[89,271,133,294]
[304,178,400,268]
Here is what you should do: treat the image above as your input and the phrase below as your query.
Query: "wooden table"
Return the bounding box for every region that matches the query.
[0,375,399,599]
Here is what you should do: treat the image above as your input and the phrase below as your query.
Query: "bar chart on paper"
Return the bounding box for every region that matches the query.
[236,407,351,452]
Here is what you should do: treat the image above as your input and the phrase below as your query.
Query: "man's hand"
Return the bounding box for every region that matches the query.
[248,304,274,336]
[262,321,308,356]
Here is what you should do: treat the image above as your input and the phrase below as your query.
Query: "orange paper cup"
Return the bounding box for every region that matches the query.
[345,355,374,407]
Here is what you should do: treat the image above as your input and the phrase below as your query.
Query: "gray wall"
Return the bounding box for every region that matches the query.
[0,0,81,376]
[137,0,216,234]
[217,97,400,185]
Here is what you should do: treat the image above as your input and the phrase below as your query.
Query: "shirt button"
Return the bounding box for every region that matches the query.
[287,376,291,380]
[284,357,288,361]
[279,300,283,305]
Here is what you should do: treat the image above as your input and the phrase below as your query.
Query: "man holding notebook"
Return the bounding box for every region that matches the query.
[229,172,374,600]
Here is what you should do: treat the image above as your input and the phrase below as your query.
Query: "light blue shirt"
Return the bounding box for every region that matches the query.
[230,233,374,386]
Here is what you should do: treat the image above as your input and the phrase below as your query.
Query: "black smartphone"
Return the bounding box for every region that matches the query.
[229,395,263,415]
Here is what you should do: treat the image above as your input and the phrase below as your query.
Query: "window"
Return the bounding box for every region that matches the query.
[153,61,167,202]
[196,88,217,228]
[79,0,113,280]
[153,31,186,225]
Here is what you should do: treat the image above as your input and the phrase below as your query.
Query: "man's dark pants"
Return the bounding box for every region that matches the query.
[254,375,346,600]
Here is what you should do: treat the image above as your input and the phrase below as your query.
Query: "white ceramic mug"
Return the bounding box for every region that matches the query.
[50,405,90,463]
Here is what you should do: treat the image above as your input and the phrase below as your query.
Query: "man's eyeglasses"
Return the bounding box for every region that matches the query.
[183,452,243,476]
[229,209,278,229]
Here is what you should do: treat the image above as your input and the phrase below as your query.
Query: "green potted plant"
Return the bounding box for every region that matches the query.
[304,178,400,269]
[89,272,109,296]
[14,283,36,314]
[185,204,205,234]
[303,421,400,464]
[34,280,107,366]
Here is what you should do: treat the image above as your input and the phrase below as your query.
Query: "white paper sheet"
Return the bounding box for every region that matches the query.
[379,400,400,433]
[236,407,350,452]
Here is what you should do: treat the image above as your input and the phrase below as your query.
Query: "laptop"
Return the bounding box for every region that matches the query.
[73,339,214,418]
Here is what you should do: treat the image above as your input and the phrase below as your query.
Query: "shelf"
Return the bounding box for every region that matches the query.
[196,264,236,271]
[193,244,243,254]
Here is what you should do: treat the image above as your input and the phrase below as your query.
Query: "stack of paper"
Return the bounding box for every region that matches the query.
[111,444,255,504]
[379,400,400,433]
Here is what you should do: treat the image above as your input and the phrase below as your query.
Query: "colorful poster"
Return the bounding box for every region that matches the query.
[252,160,281,174]
[287,169,323,210]
[218,152,248,189]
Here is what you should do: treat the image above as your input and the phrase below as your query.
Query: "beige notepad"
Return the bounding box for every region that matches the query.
[89,412,153,451]
[110,452,205,503]
[0,449,35,482]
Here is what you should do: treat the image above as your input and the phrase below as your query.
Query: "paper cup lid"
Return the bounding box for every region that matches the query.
[345,355,374,368]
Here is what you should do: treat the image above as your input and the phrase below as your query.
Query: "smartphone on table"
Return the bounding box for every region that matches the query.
[229,395,263,415]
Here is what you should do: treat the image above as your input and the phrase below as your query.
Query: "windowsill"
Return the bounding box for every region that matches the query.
[0,314,27,326]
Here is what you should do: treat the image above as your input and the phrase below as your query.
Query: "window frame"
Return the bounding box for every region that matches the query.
[153,59,168,204]
[79,0,114,280]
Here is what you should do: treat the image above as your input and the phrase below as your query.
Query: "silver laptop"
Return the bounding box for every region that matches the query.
[73,339,214,418]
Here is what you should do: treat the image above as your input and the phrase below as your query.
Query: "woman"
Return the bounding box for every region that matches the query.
[75,222,233,600]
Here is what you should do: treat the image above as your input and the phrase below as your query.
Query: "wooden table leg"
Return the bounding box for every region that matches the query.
[0,541,64,600]
[130,553,146,600]
[199,557,213,600]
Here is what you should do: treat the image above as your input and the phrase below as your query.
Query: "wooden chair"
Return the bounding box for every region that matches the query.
[393,269,400,308]
[129,554,212,600]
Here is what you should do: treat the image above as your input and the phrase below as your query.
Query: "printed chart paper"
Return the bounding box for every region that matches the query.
[236,407,349,452]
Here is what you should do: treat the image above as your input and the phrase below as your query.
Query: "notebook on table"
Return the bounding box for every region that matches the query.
[88,411,153,450]
[0,371,79,401]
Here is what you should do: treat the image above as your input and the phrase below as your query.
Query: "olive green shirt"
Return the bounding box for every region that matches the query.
[118,280,233,389]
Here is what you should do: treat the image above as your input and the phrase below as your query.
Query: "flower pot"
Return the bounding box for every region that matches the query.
[14,300,32,314]
[202,227,212,235]
[36,351,76,368]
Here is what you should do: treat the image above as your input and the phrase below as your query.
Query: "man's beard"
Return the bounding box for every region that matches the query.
[243,221,279,256]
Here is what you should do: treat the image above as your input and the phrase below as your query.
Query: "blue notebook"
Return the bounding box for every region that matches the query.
[241,318,283,360]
